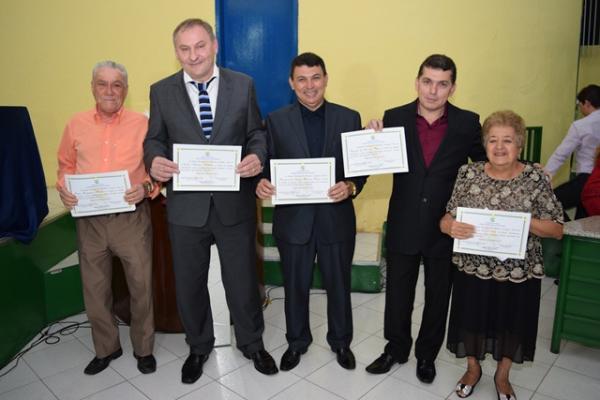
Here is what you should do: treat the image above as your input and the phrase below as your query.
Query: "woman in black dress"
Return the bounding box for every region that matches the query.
[439,110,563,399]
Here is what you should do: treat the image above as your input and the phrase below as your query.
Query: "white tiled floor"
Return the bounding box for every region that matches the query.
[2,259,600,399]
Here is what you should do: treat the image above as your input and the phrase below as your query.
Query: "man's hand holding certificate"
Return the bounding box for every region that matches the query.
[65,170,135,217]
[172,144,242,191]
[453,207,531,260]
[269,158,336,205]
[341,127,408,177]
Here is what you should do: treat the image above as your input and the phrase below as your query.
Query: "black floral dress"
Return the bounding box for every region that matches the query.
[445,162,563,363]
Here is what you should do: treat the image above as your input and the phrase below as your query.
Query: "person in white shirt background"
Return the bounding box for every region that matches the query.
[544,84,600,220]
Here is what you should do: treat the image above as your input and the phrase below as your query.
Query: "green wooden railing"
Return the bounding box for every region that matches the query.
[521,126,543,163]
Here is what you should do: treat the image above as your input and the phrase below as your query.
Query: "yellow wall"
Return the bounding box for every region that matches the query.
[299,0,581,231]
[0,0,214,184]
[578,46,600,88]
[0,0,582,232]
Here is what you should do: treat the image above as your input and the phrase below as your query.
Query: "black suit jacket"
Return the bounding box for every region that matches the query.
[385,100,486,257]
[143,69,266,227]
[266,101,366,245]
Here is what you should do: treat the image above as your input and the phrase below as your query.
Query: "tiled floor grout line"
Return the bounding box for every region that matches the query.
[304,374,353,400]
[172,374,215,400]
[22,355,61,400]
[4,274,600,400]
[529,340,562,400]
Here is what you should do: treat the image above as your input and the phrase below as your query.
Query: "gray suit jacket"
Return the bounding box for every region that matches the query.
[143,68,266,227]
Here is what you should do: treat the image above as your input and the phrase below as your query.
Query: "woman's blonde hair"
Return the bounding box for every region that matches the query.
[482,110,526,148]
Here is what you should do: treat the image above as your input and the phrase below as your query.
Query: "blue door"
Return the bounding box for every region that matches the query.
[216,0,298,116]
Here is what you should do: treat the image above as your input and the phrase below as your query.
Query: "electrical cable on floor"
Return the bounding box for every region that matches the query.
[0,316,92,378]
[262,285,328,311]
[262,286,280,309]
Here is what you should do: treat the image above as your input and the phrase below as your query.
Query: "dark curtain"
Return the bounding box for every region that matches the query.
[0,107,48,244]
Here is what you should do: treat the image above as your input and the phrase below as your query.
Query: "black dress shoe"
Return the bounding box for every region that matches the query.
[84,348,123,375]
[134,353,157,374]
[334,348,356,370]
[244,349,278,375]
[365,352,406,374]
[182,353,209,384]
[280,349,304,371]
[416,359,436,383]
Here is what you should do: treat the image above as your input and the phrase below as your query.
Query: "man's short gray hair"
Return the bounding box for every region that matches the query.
[92,60,128,86]
[172,18,215,44]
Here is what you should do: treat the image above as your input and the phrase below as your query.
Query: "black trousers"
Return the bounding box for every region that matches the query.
[554,173,590,220]
[277,235,354,352]
[168,205,264,355]
[383,251,453,361]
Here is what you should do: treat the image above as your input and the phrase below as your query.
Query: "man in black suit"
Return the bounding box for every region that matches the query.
[256,52,367,371]
[143,18,277,383]
[365,54,486,383]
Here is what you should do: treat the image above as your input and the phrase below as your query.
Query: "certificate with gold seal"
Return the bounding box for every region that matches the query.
[453,207,531,260]
[172,144,241,191]
[270,158,335,205]
[66,170,135,217]
[341,127,408,177]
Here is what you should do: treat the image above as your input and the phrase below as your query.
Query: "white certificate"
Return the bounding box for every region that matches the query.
[271,158,335,205]
[66,171,135,217]
[453,207,531,260]
[341,127,409,177]
[173,144,241,191]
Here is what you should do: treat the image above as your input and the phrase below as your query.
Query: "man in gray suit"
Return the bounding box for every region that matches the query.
[143,18,277,383]
[256,52,367,371]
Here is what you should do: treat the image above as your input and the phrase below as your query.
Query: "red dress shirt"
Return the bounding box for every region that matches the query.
[416,106,449,168]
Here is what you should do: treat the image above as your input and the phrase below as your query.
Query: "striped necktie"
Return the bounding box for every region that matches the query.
[196,77,215,139]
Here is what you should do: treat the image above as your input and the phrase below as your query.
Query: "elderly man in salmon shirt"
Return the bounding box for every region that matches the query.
[57,60,158,376]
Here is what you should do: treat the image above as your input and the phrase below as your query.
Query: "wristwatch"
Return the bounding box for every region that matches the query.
[143,180,154,197]
[346,181,357,197]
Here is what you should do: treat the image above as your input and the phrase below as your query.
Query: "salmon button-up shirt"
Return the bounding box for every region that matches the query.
[57,107,158,198]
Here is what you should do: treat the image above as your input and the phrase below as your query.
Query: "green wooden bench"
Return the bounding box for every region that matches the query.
[258,200,382,292]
